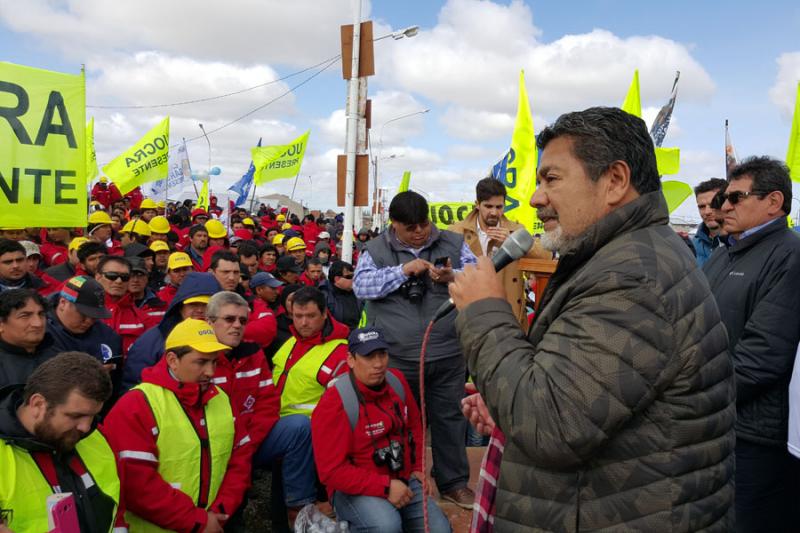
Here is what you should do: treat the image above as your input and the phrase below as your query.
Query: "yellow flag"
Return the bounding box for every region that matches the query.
[197,180,209,211]
[86,117,98,183]
[429,202,473,229]
[253,130,309,184]
[661,180,692,214]
[398,171,411,193]
[497,70,540,232]
[103,117,170,194]
[0,62,87,228]
[786,81,800,182]
[621,70,642,118]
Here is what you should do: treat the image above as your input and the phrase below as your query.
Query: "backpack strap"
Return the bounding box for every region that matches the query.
[384,371,405,403]
[333,371,406,431]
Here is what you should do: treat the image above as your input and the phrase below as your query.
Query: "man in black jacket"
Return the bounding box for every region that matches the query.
[0,239,47,294]
[0,289,59,388]
[319,260,361,329]
[703,156,800,532]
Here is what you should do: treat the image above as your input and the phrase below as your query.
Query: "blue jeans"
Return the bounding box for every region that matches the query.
[333,478,452,533]
[253,414,317,507]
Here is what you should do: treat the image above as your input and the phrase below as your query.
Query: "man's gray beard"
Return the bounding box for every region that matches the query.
[540,226,579,254]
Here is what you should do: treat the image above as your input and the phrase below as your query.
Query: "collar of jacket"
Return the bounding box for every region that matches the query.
[227,341,262,361]
[550,190,669,281]
[141,357,220,408]
[0,334,53,356]
[724,216,787,254]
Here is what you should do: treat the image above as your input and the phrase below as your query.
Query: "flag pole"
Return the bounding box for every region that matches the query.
[184,137,200,200]
[248,181,258,214]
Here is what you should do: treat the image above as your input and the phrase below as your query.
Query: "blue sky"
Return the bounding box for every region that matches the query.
[2,0,799,222]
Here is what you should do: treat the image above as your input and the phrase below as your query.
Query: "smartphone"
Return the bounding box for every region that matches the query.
[434,256,449,267]
[103,355,124,367]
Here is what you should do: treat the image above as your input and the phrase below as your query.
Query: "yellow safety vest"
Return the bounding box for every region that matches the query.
[125,383,235,532]
[273,337,347,417]
[0,430,120,533]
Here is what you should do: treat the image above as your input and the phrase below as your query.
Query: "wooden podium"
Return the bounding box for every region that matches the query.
[518,258,558,311]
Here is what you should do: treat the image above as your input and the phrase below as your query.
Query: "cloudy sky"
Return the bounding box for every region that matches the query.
[2,0,799,223]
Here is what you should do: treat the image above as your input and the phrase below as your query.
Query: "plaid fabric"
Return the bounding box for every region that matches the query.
[471,428,506,533]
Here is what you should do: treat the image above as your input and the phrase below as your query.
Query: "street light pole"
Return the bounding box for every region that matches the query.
[341,1,362,264]
[198,123,212,199]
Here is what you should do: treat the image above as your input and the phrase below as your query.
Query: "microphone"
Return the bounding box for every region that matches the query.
[431,227,535,323]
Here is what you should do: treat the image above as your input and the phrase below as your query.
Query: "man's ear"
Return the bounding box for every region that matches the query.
[765,191,786,216]
[603,160,634,206]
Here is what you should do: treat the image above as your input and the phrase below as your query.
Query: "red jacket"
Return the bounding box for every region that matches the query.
[156,283,178,306]
[299,272,321,287]
[125,186,143,210]
[103,293,147,355]
[275,318,350,394]
[39,241,68,267]
[244,302,278,347]
[213,342,280,448]
[103,359,252,532]
[311,369,424,499]
[91,182,122,209]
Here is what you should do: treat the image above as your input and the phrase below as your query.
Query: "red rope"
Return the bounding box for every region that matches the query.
[418,320,435,533]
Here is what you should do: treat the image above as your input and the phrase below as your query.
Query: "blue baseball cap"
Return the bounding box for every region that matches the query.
[250,271,284,289]
[348,327,390,356]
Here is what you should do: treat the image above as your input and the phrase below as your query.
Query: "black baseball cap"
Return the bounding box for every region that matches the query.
[250,272,284,289]
[60,276,112,319]
[276,255,302,274]
[348,327,390,356]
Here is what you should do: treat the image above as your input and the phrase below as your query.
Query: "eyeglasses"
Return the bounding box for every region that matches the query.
[719,190,768,206]
[101,272,130,282]
[211,315,248,325]
[342,274,354,279]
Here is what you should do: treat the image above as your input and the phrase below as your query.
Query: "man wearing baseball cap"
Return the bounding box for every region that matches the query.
[250,272,284,320]
[312,327,451,532]
[276,255,302,285]
[157,251,195,305]
[104,319,253,532]
[44,237,88,282]
[148,240,171,291]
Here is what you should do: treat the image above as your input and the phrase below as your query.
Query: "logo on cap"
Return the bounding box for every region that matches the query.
[358,331,380,343]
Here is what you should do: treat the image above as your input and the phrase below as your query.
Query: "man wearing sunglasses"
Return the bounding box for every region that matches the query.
[319,260,362,329]
[703,156,800,532]
[95,256,147,356]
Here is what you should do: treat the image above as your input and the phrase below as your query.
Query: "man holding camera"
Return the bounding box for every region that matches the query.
[353,191,477,508]
[312,327,451,532]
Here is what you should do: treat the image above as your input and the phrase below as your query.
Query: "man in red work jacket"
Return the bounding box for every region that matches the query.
[103,318,252,532]
[94,256,146,355]
[207,291,319,523]
[311,327,452,532]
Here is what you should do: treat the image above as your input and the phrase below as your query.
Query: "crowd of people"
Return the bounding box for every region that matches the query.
[2,106,800,533]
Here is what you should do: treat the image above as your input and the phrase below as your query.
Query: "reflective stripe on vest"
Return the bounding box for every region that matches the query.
[0,430,120,533]
[125,383,234,532]
[272,336,347,417]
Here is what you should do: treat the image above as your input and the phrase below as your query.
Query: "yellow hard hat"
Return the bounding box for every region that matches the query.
[121,218,152,236]
[140,198,158,210]
[281,223,292,230]
[156,200,166,208]
[272,234,285,245]
[242,217,255,227]
[88,211,112,225]
[68,237,89,251]
[205,219,227,239]
[89,200,101,207]
[165,318,230,352]
[276,214,286,222]
[285,237,306,252]
[99,176,108,184]
[149,240,170,253]
[148,216,170,234]
[168,252,193,271]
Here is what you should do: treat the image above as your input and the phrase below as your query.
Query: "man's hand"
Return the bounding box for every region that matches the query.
[462,390,496,436]
[402,258,432,277]
[203,512,228,533]
[449,256,504,310]
[486,226,511,245]
[387,479,414,508]
[428,258,454,284]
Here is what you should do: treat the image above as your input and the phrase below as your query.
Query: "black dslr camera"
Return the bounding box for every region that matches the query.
[400,275,426,304]
[373,440,404,473]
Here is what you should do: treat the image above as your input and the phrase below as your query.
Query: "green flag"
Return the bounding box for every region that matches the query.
[253,131,309,184]
[398,171,411,192]
[103,117,170,194]
[786,81,800,182]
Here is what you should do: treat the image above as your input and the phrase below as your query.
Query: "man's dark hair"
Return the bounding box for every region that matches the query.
[0,238,25,257]
[328,260,353,281]
[77,241,108,263]
[260,244,277,258]
[188,224,208,238]
[166,345,194,360]
[279,283,304,310]
[728,156,792,213]
[0,289,47,321]
[23,351,112,406]
[97,255,130,274]
[694,178,728,196]
[236,241,259,259]
[291,286,326,314]
[476,177,506,203]
[389,191,429,225]
[306,258,322,269]
[210,250,239,270]
[304,214,315,223]
[537,106,661,194]
[316,216,326,225]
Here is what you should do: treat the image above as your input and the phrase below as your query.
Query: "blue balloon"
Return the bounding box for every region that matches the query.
[209,166,222,175]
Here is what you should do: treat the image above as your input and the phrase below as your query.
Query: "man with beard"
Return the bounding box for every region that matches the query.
[452,107,735,531]
[450,177,551,327]
[0,352,121,533]
[692,178,728,267]
[185,224,209,270]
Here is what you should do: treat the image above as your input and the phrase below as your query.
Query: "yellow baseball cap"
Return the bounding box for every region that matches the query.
[183,295,210,305]
[88,211,112,225]
[140,198,158,210]
[165,318,230,352]
[68,237,89,251]
[242,217,255,227]
[149,216,170,234]
[272,234,285,245]
[121,219,152,236]
[168,252,193,270]
[285,237,306,252]
[149,240,170,253]
[99,176,108,184]
[276,214,286,222]
[205,219,227,239]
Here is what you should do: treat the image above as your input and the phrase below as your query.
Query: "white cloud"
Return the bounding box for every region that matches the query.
[447,144,501,161]
[769,52,800,117]
[440,107,515,141]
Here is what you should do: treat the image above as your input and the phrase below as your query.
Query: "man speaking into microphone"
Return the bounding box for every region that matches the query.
[450,107,736,531]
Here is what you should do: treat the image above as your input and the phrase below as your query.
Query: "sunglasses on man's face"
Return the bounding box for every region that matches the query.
[102,271,131,282]
[213,315,248,325]
[718,190,768,206]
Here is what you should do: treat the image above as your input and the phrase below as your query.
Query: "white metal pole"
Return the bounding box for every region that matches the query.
[341,0,362,263]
